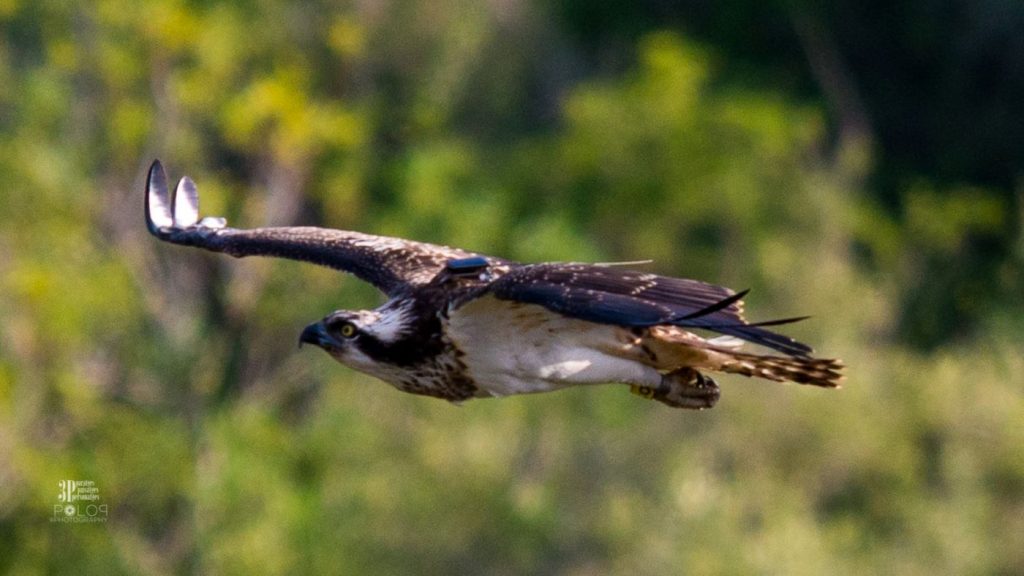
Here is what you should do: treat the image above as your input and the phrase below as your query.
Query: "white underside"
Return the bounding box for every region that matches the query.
[446,296,663,397]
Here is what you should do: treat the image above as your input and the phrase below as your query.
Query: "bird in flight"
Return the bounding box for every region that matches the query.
[146,160,842,409]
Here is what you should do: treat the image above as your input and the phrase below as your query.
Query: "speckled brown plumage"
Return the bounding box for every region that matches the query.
[147,160,844,409]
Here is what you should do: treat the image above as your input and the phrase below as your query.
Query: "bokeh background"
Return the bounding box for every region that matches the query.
[1,1,1023,574]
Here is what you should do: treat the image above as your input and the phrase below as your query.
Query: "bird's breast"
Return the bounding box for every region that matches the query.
[446,295,656,397]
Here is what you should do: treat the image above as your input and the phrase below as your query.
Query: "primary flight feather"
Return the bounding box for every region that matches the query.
[146,160,843,409]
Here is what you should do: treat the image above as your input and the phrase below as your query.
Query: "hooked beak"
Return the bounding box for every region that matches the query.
[298,321,342,350]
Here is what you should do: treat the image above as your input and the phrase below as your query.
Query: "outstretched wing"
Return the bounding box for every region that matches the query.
[145,160,486,296]
[485,263,813,357]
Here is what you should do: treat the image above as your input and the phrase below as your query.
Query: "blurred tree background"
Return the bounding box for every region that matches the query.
[1,0,1022,574]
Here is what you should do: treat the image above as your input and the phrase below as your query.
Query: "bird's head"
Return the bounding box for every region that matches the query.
[298,303,418,378]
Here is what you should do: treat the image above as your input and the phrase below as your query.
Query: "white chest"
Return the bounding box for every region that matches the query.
[446,296,661,397]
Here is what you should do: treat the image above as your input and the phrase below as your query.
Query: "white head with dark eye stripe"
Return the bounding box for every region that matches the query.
[299,302,418,379]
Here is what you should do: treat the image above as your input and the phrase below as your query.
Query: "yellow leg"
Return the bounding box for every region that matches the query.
[630,384,656,399]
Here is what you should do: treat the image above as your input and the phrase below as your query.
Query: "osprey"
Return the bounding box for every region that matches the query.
[146,161,843,409]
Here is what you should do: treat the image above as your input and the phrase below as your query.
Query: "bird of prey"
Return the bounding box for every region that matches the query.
[146,160,843,409]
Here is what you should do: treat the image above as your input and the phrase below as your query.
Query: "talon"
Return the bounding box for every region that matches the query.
[650,368,721,410]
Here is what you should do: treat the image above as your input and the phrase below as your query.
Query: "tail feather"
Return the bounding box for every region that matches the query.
[705,323,814,357]
[640,325,845,388]
[669,289,815,357]
[718,351,844,388]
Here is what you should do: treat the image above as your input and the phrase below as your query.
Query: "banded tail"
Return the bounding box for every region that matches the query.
[642,326,844,388]
[718,351,844,388]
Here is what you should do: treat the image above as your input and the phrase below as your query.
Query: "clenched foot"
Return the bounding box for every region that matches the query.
[630,368,720,410]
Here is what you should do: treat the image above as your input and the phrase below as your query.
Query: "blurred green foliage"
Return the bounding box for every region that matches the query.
[0,1,1022,575]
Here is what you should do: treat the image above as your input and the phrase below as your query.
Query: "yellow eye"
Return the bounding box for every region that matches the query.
[339,323,357,338]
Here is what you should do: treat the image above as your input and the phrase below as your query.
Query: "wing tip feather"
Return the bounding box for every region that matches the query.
[145,159,174,234]
[174,176,199,227]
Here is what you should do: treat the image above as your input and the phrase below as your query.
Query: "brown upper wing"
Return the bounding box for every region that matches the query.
[145,160,487,296]
[485,263,814,356]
